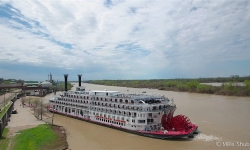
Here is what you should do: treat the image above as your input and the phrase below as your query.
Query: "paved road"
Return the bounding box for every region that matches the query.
[6,98,45,137]
[0,90,20,104]
[5,91,62,134]
[7,98,44,128]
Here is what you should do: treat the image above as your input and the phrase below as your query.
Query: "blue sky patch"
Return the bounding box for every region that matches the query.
[0,0,249,80]
[104,0,113,8]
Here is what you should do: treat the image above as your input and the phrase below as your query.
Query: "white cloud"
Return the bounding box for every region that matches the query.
[0,0,250,80]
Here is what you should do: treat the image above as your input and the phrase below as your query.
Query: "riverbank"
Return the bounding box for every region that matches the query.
[88,80,250,96]
[2,96,68,150]
[52,83,250,150]
[0,125,67,150]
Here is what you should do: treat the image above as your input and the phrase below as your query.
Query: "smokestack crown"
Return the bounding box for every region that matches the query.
[78,74,82,87]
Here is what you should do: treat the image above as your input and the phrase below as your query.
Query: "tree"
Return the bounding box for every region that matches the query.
[187,80,199,91]
[244,80,250,87]
[4,80,10,84]
[51,85,56,91]
[244,80,250,92]
[21,96,27,105]
[33,99,47,120]
[56,82,73,91]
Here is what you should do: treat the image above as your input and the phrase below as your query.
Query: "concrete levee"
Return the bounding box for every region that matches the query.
[0,97,16,138]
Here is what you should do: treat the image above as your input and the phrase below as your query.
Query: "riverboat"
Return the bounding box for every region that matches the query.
[49,82,198,139]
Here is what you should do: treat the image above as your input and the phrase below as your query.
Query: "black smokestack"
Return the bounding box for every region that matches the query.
[78,74,82,86]
[64,74,68,91]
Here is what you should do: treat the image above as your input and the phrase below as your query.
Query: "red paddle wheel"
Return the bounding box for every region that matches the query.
[161,114,192,132]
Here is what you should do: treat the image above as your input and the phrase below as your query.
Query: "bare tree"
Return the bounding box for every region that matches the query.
[33,99,47,120]
[21,96,27,106]
[29,96,31,106]
[33,99,39,118]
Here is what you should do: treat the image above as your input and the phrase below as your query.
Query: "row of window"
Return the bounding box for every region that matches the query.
[90,106,141,113]
[53,100,144,112]
[93,112,148,124]
[53,101,81,105]
[53,106,150,124]
[54,98,166,111]
[57,98,90,104]
[54,104,153,119]
[63,94,137,104]
[96,118,125,126]
[95,117,147,125]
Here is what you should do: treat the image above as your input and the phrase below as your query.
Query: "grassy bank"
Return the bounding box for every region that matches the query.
[88,79,250,96]
[10,124,67,150]
[0,128,10,150]
[0,103,11,119]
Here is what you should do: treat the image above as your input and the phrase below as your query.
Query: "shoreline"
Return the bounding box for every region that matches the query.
[86,81,250,97]
[49,83,250,150]
[4,95,68,150]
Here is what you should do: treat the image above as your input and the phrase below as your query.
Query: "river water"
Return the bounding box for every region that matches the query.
[53,83,250,150]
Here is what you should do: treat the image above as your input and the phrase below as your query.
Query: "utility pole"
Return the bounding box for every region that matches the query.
[0,120,2,138]
[4,89,5,107]
[52,109,55,125]
[40,99,42,120]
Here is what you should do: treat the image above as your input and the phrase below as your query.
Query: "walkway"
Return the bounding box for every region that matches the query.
[6,98,45,137]
[0,90,20,104]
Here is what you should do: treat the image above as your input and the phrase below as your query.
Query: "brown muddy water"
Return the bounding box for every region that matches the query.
[53,83,250,150]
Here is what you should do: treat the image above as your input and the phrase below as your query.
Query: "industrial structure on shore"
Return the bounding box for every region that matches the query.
[0,73,54,96]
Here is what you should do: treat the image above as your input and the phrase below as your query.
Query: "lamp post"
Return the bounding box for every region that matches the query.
[40,99,42,120]
[52,109,55,125]
[29,94,31,106]
[28,108,30,125]
[3,89,5,107]
[0,120,2,138]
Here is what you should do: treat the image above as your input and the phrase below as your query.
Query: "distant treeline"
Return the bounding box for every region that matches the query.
[86,76,250,96]
[51,82,73,91]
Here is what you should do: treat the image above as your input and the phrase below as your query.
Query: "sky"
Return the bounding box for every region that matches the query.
[0,0,250,81]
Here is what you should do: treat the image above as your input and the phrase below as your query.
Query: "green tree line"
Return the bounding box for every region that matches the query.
[87,78,250,96]
[53,82,73,91]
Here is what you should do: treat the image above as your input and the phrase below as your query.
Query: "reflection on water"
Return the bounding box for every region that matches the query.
[53,83,250,150]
